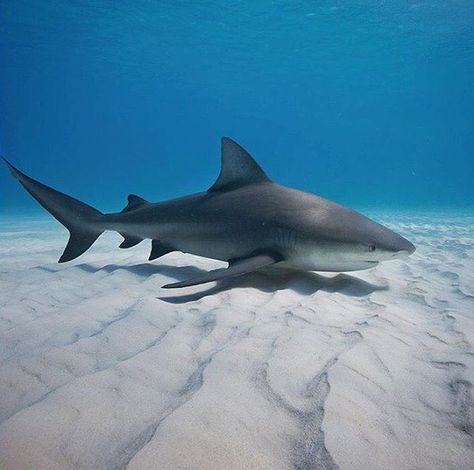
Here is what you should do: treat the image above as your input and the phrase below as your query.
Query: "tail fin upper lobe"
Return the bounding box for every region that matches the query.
[3,158,104,262]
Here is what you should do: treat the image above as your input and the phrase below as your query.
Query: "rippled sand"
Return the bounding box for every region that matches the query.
[0,213,473,469]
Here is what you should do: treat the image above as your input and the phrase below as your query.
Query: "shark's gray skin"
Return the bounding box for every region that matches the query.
[3,137,415,288]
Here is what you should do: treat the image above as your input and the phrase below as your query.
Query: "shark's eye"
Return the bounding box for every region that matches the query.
[368,244,376,252]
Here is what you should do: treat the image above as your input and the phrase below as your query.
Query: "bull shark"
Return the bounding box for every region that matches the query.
[3,137,415,288]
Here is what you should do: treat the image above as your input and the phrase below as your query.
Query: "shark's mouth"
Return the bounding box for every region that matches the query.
[392,250,412,259]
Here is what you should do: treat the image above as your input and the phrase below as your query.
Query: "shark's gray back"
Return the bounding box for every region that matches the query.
[114,181,355,262]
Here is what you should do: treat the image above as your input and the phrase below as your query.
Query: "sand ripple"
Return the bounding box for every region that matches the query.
[0,213,473,469]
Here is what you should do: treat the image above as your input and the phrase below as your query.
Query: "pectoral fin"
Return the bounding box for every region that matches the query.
[162,252,283,289]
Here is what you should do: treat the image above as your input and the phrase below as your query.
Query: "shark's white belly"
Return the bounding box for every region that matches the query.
[286,241,379,272]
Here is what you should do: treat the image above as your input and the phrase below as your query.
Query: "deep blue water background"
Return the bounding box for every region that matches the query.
[1,1,473,215]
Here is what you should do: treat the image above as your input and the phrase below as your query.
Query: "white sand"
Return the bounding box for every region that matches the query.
[0,212,473,469]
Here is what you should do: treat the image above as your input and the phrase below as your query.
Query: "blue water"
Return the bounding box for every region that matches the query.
[1,1,473,215]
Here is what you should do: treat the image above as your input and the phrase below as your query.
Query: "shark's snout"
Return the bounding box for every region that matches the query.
[398,236,415,254]
[390,236,416,258]
[365,221,416,263]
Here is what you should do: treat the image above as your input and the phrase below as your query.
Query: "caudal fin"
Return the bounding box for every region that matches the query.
[3,158,104,262]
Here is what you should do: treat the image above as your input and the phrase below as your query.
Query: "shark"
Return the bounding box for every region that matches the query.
[3,137,415,288]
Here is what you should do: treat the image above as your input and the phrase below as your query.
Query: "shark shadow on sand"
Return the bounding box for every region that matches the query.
[38,262,387,304]
[148,264,388,303]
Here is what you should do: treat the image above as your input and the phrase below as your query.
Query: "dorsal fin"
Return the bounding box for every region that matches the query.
[121,194,149,213]
[208,137,271,192]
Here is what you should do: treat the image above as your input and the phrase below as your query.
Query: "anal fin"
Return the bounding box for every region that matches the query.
[162,251,282,289]
[119,233,143,249]
[149,240,175,261]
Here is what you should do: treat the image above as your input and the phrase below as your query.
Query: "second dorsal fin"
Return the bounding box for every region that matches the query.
[208,137,271,192]
[121,194,149,213]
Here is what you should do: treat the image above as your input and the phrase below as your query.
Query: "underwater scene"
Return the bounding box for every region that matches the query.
[1,2,473,469]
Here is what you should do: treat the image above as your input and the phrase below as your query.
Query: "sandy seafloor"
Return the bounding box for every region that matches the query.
[0,212,473,470]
